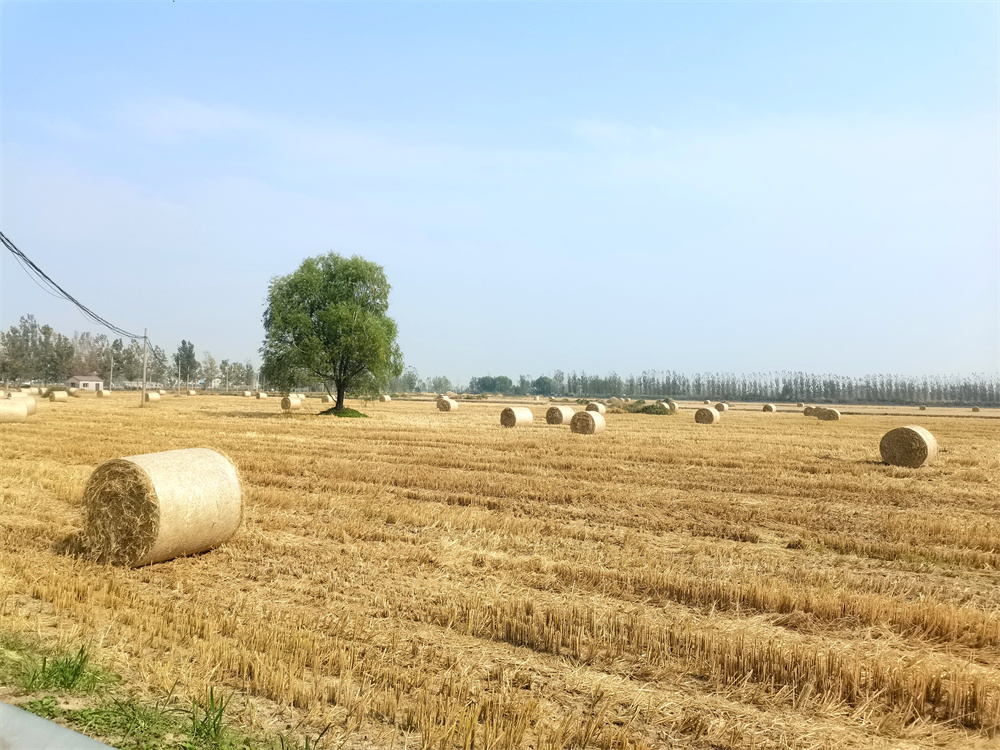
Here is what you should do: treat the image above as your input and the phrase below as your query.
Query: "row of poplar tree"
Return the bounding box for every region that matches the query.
[0,315,256,389]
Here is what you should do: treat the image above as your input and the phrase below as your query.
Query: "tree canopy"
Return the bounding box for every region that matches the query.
[260,253,403,410]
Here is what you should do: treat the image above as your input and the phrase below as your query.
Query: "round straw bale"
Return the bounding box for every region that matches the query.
[816,408,841,421]
[796,402,804,408]
[546,405,575,424]
[81,448,242,566]
[570,410,606,434]
[0,401,28,423]
[379,395,391,402]
[803,406,817,416]
[49,391,69,402]
[695,407,720,424]
[666,400,678,413]
[714,402,729,412]
[184,389,195,396]
[919,405,927,410]
[972,406,980,412]
[256,392,268,399]
[437,397,457,412]
[321,395,333,403]
[500,406,533,427]
[762,404,776,412]
[703,399,711,404]
[19,396,37,415]
[96,389,109,397]
[281,396,302,411]
[144,392,161,402]
[69,387,80,397]
[243,391,252,397]
[158,389,166,395]
[585,402,606,414]
[880,425,937,468]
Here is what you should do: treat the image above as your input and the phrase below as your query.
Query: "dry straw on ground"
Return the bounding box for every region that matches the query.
[0,401,28,423]
[715,402,729,412]
[143,392,160,403]
[585,402,606,414]
[695,407,721,424]
[49,391,68,403]
[762,404,776,412]
[817,408,841,421]
[880,426,938,468]
[500,406,533,428]
[79,448,242,566]
[546,405,575,425]
[379,395,391,402]
[281,396,302,411]
[437,398,458,412]
[570,409,605,434]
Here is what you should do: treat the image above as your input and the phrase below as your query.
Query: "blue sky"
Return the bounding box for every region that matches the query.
[2,2,997,383]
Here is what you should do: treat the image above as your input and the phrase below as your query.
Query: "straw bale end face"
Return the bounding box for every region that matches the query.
[695,407,720,424]
[81,448,242,566]
[500,406,533,428]
[585,402,606,414]
[762,404,776,412]
[571,410,606,434]
[803,406,817,417]
[880,426,937,468]
[546,405,575,425]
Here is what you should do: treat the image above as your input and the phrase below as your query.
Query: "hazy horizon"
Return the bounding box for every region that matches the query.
[3,3,997,384]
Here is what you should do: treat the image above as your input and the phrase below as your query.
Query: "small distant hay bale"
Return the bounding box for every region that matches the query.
[919,405,927,410]
[256,392,268,399]
[972,406,980,412]
[80,448,242,566]
[96,389,109,397]
[816,408,841,421]
[880,425,937,468]
[281,396,302,411]
[321,395,333,403]
[714,403,729,412]
[0,401,28,423]
[703,399,711,405]
[379,395,391,402]
[437,398,458,412]
[803,406,817,416]
[762,404,776,412]
[546,405,575,424]
[796,402,804,408]
[158,389,167,395]
[68,387,79,397]
[586,402,606,414]
[49,391,69,402]
[143,392,160,403]
[570,410,606,434]
[695,407,720,424]
[666,400,678,413]
[500,406,533,427]
[243,391,252,397]
[186,390,197,396]
[623,398,631,403]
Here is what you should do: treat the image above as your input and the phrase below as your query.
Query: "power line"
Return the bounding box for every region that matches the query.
[1,230,146,341]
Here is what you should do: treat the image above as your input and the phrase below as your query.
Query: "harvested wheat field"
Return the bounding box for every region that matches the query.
[2,396,998,749]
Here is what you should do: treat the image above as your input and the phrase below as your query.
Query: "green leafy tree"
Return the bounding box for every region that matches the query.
[260,253,403,410]
[173,340,199,385]
[0,315,42,383]
[531,376,554,397]
[201,352,219,389]
[40,326,75,382]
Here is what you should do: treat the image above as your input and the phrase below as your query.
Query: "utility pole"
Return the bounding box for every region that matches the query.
[109,357,114,392]
[140,330,149,408]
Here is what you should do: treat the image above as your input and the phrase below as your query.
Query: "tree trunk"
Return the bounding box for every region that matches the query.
[336,382,346,411]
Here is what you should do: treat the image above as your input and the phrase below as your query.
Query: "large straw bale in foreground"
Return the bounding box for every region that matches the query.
[570,410,606,434]
[82,448,242,566]
[762,404,776,412]
[546,405,575,424]
[281,396,301,411]
[585,402,606,414]
[49,391,69,402]
[816,408,841,421]
[500,406,533,427]
[143,392,160,403]
[437,397,458,411]
[695,407,720,424]
[880,426,938,468]
[379,395,391,402]
[0,401,28,423]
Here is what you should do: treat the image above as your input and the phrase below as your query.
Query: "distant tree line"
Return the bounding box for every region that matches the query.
[0,316,256,389]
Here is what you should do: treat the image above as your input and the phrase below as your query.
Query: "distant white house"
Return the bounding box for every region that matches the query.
[68,375,104,390]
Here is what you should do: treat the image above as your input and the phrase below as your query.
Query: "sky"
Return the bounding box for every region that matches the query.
[2,2,998,385]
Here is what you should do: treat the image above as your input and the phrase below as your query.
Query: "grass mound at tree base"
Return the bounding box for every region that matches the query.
[318,407,368,418]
